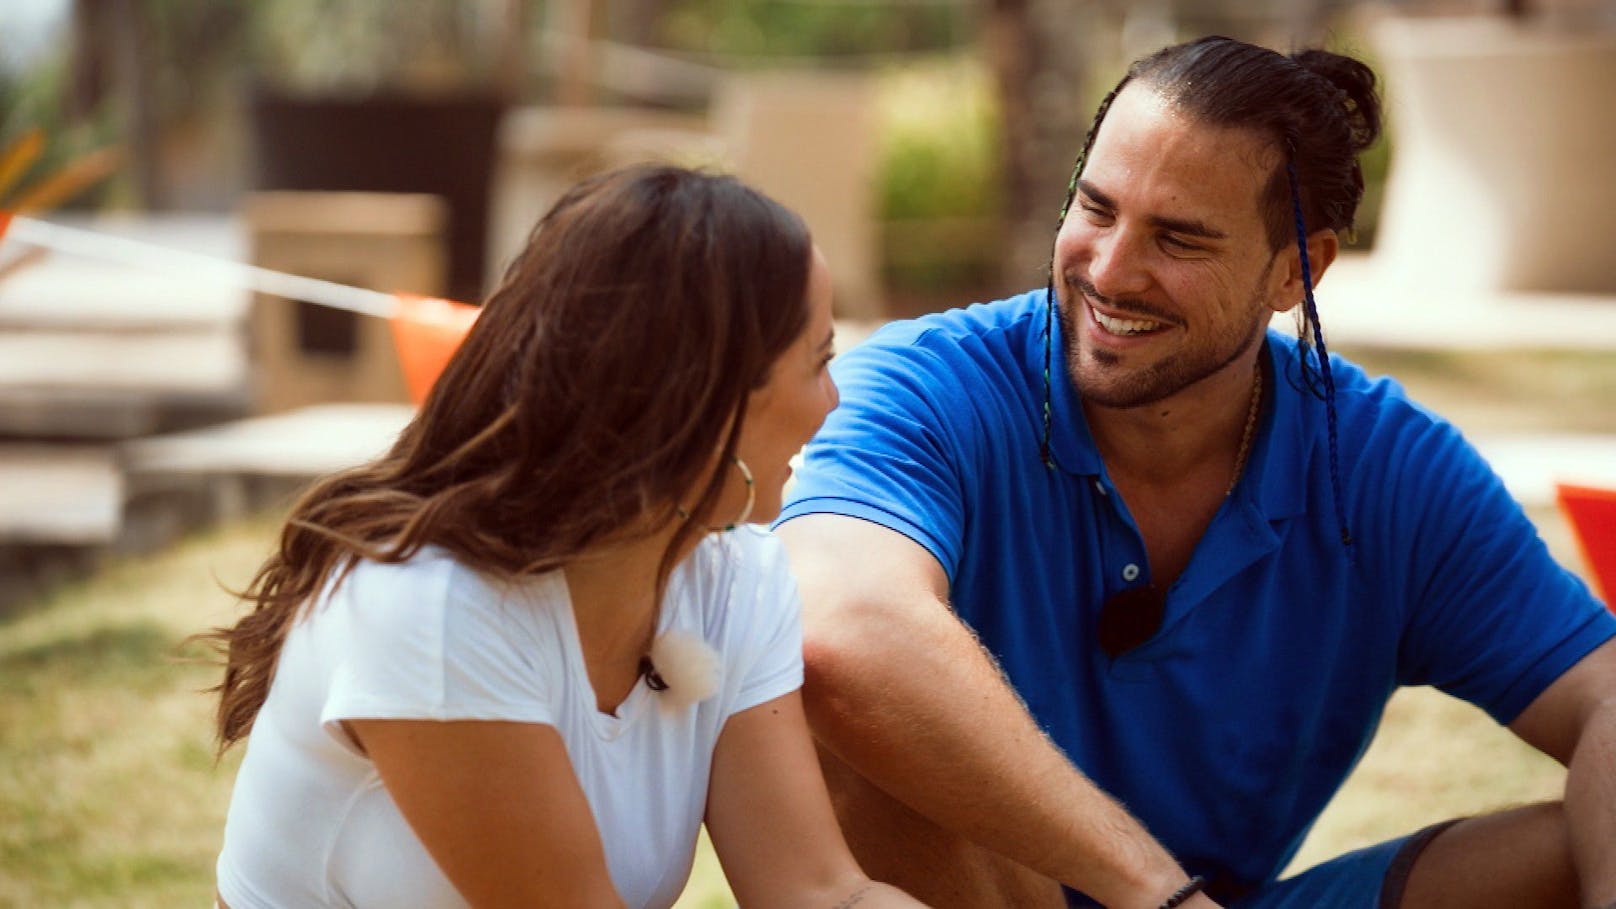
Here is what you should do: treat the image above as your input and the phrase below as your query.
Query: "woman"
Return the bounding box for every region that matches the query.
[207,165,926,908]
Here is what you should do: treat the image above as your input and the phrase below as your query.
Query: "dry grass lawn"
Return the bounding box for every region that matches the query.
[0,514,1582,907]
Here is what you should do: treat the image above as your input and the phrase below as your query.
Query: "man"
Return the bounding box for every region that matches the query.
[776,36,1616,909]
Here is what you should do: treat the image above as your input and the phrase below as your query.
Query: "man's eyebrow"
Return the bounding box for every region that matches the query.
[1148,213,1226,241]
[1075,180,1116,210]
[1075,179,1227,241]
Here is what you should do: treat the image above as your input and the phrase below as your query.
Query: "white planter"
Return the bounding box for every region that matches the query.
[1372,15,1616,294]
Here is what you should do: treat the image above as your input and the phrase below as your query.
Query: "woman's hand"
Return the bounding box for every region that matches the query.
[346,718,626,909]
[705,691,930,908]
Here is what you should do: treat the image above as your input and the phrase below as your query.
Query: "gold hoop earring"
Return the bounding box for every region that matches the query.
[723,457,755,531]
[678,457,755,532]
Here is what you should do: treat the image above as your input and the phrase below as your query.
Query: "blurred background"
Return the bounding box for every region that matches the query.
[1,1,1614,906]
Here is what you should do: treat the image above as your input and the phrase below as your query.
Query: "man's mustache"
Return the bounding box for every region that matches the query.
[1065,275,1184,327]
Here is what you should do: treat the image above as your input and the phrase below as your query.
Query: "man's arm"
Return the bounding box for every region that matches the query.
[778,513,1216,909]
[1509,637,1616,908]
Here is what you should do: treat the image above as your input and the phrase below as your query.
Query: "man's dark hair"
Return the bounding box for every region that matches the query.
[1062,36,1382,250]
[1063,36,1383,251]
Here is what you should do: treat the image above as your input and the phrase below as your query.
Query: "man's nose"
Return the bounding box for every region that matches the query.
[1086,228,1151,301]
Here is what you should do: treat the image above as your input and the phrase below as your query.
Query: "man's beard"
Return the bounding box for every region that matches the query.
[1054,272,1271,410]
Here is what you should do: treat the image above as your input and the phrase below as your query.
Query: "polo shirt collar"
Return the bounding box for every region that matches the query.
[1036,293,1313,523]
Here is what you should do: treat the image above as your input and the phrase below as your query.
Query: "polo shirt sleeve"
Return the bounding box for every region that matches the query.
[1376,406,1616,724]
[777,327,974,581]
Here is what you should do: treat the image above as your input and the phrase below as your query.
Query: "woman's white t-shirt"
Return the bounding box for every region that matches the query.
[215,527,803,909]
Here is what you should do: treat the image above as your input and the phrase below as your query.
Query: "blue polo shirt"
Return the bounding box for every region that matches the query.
[778,289,1614,897]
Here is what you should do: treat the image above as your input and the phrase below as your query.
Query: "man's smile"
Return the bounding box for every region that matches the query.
[1089,306,1167,337]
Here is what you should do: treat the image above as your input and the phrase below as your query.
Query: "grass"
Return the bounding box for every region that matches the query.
[0,522,251,909]
[0,514,1583,907]
[0,516,741,909]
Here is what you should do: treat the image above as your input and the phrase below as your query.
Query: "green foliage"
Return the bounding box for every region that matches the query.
[0,60,123,211]
[249,0,499,94]
[144,0,250,115]
[658,0,969,61]
[874,58,1004,294]
[877,59,1001,220]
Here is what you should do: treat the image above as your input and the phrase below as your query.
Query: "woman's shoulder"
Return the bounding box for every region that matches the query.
[673,529,799,642]
[686,527,792,588]
[328,546,466,613]
[323,546,565,640]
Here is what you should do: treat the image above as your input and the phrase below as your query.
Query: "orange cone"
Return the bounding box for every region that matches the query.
[1557,482,1616,609]
[389,294,481,405]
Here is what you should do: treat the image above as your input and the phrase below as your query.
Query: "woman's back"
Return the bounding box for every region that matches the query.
[216,528,803,909]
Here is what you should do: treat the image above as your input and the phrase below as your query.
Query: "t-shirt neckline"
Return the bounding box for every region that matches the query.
[548,567,685,740]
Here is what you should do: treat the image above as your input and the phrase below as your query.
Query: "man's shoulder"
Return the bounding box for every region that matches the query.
[855,290,1045,362]
[1268,333,1450,439]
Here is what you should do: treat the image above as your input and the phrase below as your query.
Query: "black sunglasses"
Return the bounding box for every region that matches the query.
[1096,585,1166,657]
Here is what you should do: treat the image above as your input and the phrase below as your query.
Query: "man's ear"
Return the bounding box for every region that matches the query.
[1270,228,1339,314]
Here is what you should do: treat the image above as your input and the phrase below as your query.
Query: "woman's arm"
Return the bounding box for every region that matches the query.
[705,691,929,908]
[346,718,626,909]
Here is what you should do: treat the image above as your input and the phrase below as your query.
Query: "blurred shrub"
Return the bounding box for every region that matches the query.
[250,0,498,95]
[0,57,123,211]
[876,58,1004,295]
[659,0,967,61]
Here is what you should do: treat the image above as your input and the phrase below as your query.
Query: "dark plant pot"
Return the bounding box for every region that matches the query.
[248,89,505,304]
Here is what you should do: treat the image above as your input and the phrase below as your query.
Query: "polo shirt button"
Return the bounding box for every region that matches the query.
[1122,563,1140,582]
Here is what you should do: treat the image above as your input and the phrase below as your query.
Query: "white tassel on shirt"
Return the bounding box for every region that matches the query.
[648,630,721,712]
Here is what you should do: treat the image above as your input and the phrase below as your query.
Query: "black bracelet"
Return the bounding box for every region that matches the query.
[1160,876,1207,909]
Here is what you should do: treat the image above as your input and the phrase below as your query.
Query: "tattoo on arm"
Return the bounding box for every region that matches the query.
[832,884,872,909]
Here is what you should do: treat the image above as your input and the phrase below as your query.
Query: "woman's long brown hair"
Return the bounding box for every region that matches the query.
[200,165,811,752]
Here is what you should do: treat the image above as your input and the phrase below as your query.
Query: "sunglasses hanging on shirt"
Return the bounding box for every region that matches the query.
[1096,585,1167,657]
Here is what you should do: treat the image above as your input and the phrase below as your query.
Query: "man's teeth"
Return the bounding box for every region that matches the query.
[1092,309,1163,335]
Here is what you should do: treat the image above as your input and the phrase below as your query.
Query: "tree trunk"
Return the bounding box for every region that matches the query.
[69,0,111,122]
[112,0,164,209]
[608,0,670,47]
[986,0,1099,291]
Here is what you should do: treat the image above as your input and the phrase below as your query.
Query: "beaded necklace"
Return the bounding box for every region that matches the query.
[1225,364,1263,496]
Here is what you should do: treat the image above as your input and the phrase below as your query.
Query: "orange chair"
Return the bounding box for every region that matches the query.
[1556,482,1616,610]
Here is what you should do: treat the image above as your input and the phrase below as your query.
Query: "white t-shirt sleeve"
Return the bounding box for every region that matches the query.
[318,556,556,752]
[727,529,806,716]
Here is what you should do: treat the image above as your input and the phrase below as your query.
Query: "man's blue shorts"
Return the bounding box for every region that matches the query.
[1232,820,1458,909]
[1065,820,1459,909]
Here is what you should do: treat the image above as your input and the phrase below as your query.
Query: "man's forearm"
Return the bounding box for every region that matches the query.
[1567,700,1616,908]
[804,600,1197,909]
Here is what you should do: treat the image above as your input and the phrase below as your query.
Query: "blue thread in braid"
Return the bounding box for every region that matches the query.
[1041,275,1055,468]
[1286,161,1353,547]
